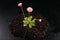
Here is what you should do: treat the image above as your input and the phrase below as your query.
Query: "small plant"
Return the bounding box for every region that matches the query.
[9,2,48,39]
[18,3,37,28]
[23,16,36,28]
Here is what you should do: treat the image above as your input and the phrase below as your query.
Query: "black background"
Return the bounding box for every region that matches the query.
[0,0,60,40]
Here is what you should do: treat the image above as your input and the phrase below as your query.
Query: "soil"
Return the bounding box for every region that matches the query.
[9,13,49,40]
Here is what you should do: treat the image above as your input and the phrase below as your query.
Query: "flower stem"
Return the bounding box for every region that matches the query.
[21,7,25,17]
[28,12,30,16]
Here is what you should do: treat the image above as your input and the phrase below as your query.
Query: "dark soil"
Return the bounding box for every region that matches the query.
[9,13,49,40]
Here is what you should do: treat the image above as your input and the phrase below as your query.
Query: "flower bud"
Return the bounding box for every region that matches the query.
[18,3,22,7]
[39,19,42,22]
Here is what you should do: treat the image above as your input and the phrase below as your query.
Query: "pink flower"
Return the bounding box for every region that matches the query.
[39,19,42,22]
[27,7,33,12]
[18,3,22,7]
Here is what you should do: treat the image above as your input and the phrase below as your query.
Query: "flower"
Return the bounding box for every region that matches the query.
[39,19,42,22]
[18,3,22,7]
[27,7,33,12]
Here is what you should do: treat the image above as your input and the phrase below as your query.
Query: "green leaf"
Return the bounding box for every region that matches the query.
[23,16,36,28]
[29,16,32,20]
[24,23,27,26]
[29,24,32,28]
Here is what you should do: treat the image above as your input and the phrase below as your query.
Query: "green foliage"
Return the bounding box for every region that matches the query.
[23,16,36,28]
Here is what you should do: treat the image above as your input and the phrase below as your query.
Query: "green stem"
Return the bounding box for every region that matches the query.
[21,7,25,17]
[28,12,30,16]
